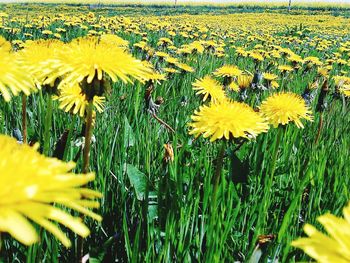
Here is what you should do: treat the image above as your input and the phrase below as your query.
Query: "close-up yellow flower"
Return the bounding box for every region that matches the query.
[0,135,102,247]
[43,36,153,90]
[18,39,63,86]
[55,83,105,117]
[188,101,269,142]
[260,92,313,128]
[292,201,350,263]
[0,47,36,101]
[192,75,226,102]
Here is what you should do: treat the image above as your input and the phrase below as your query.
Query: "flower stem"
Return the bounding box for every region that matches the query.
[269,126,283,184]
[21,94,27,144]
[43,96,53,156]
[79,101,94,261]
[212,140,226,213]
[253,126,283,249]
[314,113,323,144]
[82,101,94,174]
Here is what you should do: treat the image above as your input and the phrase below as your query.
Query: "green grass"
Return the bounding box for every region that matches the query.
[0,4,350,263]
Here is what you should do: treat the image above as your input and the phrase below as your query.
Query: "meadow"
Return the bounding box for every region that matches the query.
[0,2,350,263]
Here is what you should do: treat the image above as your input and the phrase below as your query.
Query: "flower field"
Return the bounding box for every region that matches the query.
[0,2,350,262]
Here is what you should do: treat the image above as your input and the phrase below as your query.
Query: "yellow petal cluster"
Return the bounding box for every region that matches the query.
[0,46,36,101]
[292,202,350,263]
[260,92,313,128]
[0,135,102,247]
[192,75,226,102]
[189,101,269,142]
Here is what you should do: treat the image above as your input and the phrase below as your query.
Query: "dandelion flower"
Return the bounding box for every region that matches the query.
[278,65,294,73]
[214,65,243,78]
[18,39,63,86]
[0,36,11,51]
[339,85,350,97]
[0,135,102,247]
[292,201,350,263]
[55,83,105,117]
[263,73,279,89]
[43,37,152,92]
[176,63,194,73]
[192,75,226,102]
[188,101,269,142]
[260,92,313,128]
[0,47,36,101]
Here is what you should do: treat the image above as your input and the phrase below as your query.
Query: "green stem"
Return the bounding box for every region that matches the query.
[22,94,27,144]
[252,126,283,253]
[63,117,75,162]
[268,126,283,186]
[43,96,53,156]
[212,140,226,211]
[314,112,323,145]
[83,101,94,174]
[78,101,94,261]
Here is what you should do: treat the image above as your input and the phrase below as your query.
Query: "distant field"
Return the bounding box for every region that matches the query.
[1,0,350,6]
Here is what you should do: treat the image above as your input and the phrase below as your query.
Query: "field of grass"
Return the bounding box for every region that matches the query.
[0,2,350,263]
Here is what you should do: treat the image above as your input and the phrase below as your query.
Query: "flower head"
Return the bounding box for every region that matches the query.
[0,47,36,101]
[214,65,243,78]
[192,75,226,102]
[43,36,152,91]
[0,135,102,247]
[260,92,313,128]
[188,101,269,142]
[18,39,63,86]
[55,83,105,117]
[292,201,350,263]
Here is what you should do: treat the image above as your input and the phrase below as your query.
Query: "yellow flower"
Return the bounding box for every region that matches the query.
[176,63,194,73]
[278,65,294,72]
[99,34,129,48]
[192,75,226,102]
[260,92,313,128]
[214,65,243,78]
[18,39,63,86]
[237,74,253,89]
[263,73,279,89]
[0,135,102,247]
[142,71,166,85]
[188,101,269,142]
[0,36,11,51]
[55,83,105,117]
[0,47,36,101]
[339,85,350,97]
[292,201,350,263]
[43,36,152,89]
[263,72,278,81]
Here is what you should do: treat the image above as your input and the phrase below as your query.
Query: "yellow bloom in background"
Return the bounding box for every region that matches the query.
[214,65,243,78]
[0,47,36,101]
[55,83,105,117]
[260,92,313,128]
[175,62,194,73]
[237,74,253,89]
[43,36,152,89]
[292,202,350,263]
[0,135,102,247]
[339,84,350,97]
[192,75,226,102]
[263,73,279,89]
[99,34,129,48]
[278,65,294,73]
[188,101,269,142]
